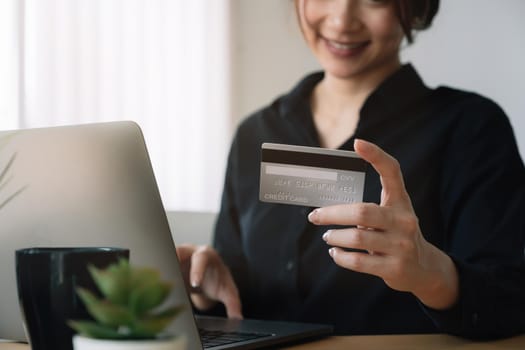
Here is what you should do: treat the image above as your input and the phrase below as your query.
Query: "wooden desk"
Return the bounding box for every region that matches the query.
[286,334,525,350]
[2,334,525,350]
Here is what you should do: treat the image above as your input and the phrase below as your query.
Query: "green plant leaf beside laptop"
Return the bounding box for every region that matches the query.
[0,133,26,211]
[69,258,187,350]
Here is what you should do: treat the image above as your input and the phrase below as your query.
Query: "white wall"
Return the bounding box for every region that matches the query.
[0,0,19,130]
[230,0,525,158]
[402,0,525,158]
[166,211,216,245]
[230,0,319,123]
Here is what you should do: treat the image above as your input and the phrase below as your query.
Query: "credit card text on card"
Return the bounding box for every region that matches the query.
[259,143,367,208]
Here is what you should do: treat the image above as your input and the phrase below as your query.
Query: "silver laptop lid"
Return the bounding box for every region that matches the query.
[0,121,202,349]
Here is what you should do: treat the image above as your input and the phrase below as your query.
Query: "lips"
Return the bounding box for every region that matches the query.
[323,38,369,57]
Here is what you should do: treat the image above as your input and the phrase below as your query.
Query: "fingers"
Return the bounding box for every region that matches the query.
[196,248,243,319]
[176,244,196,262]
[182,245,244,319]
[308,139,413,228]
[322,227,390,253]
[176,244,198,293]
[189,246,215,288]
[304,139,431,296]
[354,139,410,206]
[328,247,384,277]
[308,202,391,230]
[218,284,243,319]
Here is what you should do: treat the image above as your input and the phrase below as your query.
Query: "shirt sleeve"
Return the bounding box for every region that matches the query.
[422,97,525,339]
[212,134,252,308]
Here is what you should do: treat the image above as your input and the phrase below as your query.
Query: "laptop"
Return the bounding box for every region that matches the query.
[0,121,332,349]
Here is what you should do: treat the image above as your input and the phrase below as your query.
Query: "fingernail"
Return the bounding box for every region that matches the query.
[322,230,331,242]
[308,209,320,223]
[191,280,199,288]
[355,138,372,149]
[328,248,335,257]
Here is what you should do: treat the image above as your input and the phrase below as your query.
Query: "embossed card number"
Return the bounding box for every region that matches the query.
[259,143,367,208]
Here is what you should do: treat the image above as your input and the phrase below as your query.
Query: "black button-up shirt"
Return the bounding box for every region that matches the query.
[213,64,525,338]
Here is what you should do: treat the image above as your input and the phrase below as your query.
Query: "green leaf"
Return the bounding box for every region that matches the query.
[130,267,161,289]
[76,287,98,306]
[0,152,17,184]
[0,149,27,211]
[129,281,171,316]
[88,259,130,305]
[132,305,185,335]
[71,260,185,340]
[0,184,27,211]
[0,133,17,152]
[76,288,134,327]
[68,320,125,340]
[152,305,186,320]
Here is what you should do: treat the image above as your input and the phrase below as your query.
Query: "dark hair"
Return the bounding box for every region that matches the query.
[395,0,440,43]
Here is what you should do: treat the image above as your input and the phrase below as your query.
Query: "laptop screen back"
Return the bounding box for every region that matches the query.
[0,122,203,349]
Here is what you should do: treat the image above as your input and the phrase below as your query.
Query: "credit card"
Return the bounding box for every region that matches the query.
[259,143,367,208]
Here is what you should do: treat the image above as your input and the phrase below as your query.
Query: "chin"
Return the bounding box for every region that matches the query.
[324,66,363,80]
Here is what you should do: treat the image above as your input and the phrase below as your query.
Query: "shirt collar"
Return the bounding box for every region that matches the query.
[359,64,431,132]
[278,64,430,137]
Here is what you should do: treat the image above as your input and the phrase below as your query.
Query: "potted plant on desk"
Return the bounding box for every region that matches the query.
[69,258,186,350]
[0,133,26,211]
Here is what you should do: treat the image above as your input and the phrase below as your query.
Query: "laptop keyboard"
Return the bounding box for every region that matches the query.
[199,328,273,348]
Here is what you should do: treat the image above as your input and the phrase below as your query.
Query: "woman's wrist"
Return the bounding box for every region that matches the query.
[413,243,460,310]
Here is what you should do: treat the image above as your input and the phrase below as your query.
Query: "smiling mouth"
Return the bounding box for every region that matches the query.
[324,38,369,55]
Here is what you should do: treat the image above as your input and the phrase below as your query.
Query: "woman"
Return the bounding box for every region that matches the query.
[177,0,525,338]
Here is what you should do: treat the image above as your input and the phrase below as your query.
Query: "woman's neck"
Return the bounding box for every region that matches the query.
[311,60,401,149]
[321,59,402,110]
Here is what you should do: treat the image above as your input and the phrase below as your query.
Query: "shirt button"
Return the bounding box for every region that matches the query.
[286,261,295,271]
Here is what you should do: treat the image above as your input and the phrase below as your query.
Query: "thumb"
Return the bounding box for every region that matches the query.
[354,139,410,207]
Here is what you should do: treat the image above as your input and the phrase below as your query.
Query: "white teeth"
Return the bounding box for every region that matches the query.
[329,40,363,50]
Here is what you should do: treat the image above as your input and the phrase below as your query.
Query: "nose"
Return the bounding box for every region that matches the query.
[327,0,361,31]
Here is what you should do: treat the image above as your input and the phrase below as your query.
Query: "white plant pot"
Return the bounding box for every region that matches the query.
[73,335,187,350]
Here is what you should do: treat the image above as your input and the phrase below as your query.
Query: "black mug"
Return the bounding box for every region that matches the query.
[16,247,129,350]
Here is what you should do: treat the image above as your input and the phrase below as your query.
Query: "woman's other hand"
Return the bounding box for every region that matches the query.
[308,139,459,310]
[176,244,243,319]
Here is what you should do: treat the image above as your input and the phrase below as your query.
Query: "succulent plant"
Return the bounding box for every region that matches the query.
[0,133,26,211]
[69,258,184,340]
